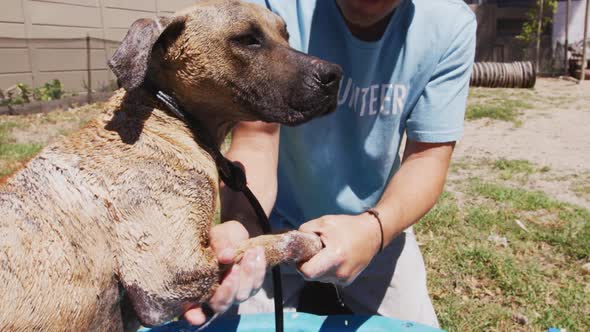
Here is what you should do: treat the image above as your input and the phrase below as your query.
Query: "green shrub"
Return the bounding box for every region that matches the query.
[34,79,64,101]
[1,79,65,106]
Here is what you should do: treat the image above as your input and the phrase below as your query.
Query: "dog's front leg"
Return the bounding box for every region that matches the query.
[113,201,219,328]
[233,231,322,268]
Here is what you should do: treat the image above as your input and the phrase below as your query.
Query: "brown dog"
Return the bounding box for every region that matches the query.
[0,0,341,330]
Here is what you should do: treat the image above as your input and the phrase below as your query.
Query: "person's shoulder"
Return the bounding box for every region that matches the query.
[410,0,476,30]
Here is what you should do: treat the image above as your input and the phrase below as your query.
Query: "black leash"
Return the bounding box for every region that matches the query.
[144,83,284,332]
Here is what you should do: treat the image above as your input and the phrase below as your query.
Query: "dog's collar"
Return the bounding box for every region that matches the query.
[153,89,188,122]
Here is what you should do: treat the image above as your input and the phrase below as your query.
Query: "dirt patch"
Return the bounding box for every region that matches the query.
[453,78,590,210]
[457,79,590,172]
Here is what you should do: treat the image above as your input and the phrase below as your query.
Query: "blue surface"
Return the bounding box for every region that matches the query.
[141,313,442,332]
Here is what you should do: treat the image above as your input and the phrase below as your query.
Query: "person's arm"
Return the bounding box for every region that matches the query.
[184,121,279,325]
[298,139,454,284]
[221,121,280,236]
[299,10,476,285]
[377,140,454,243]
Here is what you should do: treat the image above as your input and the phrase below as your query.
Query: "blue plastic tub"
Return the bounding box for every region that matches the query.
[141,313,443,332]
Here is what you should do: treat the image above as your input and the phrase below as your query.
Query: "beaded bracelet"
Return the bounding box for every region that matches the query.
[366,209,385,253]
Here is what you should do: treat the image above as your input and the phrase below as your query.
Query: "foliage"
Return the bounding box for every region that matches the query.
[33,79,65,101]
[516,0,558,45]
[0,83,32,106]
[0,79,65,107]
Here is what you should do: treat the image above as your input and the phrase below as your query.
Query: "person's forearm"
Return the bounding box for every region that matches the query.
[220,122,280,236]
[374,140,454,247]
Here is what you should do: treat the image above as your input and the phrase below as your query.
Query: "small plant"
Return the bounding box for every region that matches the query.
[33,79,64,101]
[0,84,32,106]
[16,83,33,104]
[1,80,65,106]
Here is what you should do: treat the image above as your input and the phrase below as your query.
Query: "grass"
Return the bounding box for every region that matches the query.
[466,88,538,126]
[493,159,535,174]
[466,99,530,125]
[470,181,559,211]
[470,181,590,259]
[467,83,579,120]
[416,183,590,331]
[0,122,42,177]
[493,158,539,180]
[451,157,551,182]
[468,88,535,100]
[573,182,590,199]
[0,104,102,179]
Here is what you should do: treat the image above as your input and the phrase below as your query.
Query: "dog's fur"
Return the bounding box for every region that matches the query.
[0,1,341,330]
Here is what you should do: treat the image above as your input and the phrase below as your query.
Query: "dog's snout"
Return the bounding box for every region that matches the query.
[315,62,343,88]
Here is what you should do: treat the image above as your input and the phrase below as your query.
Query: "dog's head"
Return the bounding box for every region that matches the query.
[108,0,342,126]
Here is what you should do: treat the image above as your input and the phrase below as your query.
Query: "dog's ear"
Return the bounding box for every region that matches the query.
[108,16,185,91]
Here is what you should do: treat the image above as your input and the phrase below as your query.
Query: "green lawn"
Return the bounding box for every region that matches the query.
[0,121,42,177]
[416,172,590,331]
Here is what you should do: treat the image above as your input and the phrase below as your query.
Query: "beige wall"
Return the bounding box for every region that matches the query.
[0,0,197,91]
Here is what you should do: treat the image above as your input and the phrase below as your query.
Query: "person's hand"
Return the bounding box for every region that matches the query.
[297,213,382,286]
[184,221,266,325]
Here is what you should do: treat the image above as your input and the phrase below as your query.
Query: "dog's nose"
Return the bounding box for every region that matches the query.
[314,61,343,88]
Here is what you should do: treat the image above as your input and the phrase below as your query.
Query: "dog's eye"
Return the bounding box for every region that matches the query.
[232,34,262,49]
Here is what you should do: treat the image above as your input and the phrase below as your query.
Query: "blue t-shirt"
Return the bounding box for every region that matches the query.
[247,0,476,229]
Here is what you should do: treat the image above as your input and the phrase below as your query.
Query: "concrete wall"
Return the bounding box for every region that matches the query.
[0,0,197,91]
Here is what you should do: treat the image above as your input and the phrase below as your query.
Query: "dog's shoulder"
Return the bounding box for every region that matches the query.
[79,89,219,194]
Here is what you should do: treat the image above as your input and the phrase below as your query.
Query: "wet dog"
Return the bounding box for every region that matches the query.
[0,0,341,330]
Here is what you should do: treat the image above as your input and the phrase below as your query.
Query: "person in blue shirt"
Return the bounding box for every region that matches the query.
[185,0,476,328]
